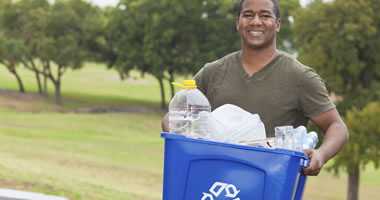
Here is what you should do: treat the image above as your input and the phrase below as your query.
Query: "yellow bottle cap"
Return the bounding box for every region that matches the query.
[172,79,197,89]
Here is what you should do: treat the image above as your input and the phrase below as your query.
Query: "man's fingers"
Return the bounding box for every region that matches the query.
[304,170,320,176]
[303,149,313,157]
[302,149,325,176]
[303,165,320,176]
[303,161,316,175]
[303,149,318,176]
[303,150,322,176]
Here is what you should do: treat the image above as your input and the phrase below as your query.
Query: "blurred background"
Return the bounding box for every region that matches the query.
[0,0,379,199]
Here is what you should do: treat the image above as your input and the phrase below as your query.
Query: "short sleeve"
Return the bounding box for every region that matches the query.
[193,64,209,95]
[299,68,336,118]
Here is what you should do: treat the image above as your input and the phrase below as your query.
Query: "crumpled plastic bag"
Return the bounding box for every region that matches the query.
[206,104,266,144]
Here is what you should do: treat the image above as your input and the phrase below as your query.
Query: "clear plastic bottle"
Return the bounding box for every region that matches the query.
[274,126,293,149]
[303,131,319,149]
[168,80,211,138]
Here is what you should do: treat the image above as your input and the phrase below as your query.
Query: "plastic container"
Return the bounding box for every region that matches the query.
[303,131,319,149]
[275,126,319,152]
[168,80,211,138]
[161,133,309,200]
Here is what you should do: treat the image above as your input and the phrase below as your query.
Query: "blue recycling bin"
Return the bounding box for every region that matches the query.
[161,133,309,200]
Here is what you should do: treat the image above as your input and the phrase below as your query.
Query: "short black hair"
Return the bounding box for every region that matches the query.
[236,0,280,19]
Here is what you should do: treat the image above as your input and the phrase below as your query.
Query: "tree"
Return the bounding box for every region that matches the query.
[1,0,102,104]
[105,0,181,109]
[334,102,380,200]
[0,37,26,93]
[294,0,380,102]
[294,0,380,199]
[0,0,25,93]
[0,0,51,95]
[39,0,102,104]
[140,0,237,100]
[105,0,238,109]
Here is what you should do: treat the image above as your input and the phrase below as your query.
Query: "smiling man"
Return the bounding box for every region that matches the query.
[193,0,348,176]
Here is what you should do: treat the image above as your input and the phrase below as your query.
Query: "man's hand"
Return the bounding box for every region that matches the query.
[303,149,326,176]
[304,108,348,176]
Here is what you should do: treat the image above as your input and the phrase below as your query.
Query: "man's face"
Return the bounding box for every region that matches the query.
[236,0,280,50]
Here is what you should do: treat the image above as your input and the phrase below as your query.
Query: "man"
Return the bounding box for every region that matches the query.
[163,0,348,176]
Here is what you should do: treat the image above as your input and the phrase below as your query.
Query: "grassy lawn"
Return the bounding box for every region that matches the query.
[0,110,163,200]
[0,64,379,199]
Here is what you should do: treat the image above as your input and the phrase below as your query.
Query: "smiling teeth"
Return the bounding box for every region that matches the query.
[249,31,263,36]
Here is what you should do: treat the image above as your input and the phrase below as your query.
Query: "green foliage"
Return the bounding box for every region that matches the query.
[277,0,300,52]
[45,0,100,68]
[329,102,380,174]
[0,38,26,66]
[104,0,240,108]
[294,0,380,102]
[106,0,238,73]
[0,0,104,104]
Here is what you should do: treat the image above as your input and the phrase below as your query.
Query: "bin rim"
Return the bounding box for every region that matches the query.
[161,132,308,160]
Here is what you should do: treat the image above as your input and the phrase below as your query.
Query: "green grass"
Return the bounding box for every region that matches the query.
[0,111,164,200]
[0,64,166,199]
[0,63,379,200]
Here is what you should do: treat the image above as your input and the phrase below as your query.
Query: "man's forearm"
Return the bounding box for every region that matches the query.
[318,121,349,162]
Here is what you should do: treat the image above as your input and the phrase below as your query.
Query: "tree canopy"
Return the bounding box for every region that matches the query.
[0,0,103,104]
[294,0,380,106]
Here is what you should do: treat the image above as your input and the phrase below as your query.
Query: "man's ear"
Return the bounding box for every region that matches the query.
[236,17,240,32]
[276,18,281,32]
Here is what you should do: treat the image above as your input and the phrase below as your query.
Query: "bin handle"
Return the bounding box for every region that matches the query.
[301,158,310,168]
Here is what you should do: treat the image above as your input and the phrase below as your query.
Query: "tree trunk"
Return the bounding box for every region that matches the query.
[347,164,360,200]
[156,76,167,110]
[53,79,62,105]
[8,67,25,93]
[168,70,175,98]
[13,70,25,93]
[34,71,43,94]
[42,67,48,96]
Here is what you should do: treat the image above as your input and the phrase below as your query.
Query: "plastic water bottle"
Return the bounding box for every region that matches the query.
[274,126,293,149]
[168,80,211,138]
[303,131,319,149]
[274,126,319,151]
[293,126,307,151]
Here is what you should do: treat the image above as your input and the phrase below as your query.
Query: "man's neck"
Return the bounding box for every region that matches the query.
[241,45,278,76]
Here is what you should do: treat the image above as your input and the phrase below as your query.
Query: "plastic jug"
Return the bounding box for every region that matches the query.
[168,80,211,138]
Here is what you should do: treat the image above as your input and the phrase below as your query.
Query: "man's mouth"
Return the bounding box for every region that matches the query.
[248,30,264,37]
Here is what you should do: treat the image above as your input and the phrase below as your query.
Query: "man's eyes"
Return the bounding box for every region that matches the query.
[242,13,273,19]
[261,14,273,18]
[243,13,254,18]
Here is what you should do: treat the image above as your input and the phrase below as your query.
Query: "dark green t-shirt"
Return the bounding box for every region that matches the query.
[194,51,335,137]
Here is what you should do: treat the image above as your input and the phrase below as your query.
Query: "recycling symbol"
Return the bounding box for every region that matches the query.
[201,182,241,200]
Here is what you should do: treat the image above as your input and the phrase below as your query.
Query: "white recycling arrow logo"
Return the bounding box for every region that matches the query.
[201,182,241,200]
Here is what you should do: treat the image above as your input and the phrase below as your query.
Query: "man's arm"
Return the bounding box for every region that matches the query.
[303,108,349,176]
[161,113,169,132]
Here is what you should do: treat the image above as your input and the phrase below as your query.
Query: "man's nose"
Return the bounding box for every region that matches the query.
[249,15,263,25]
